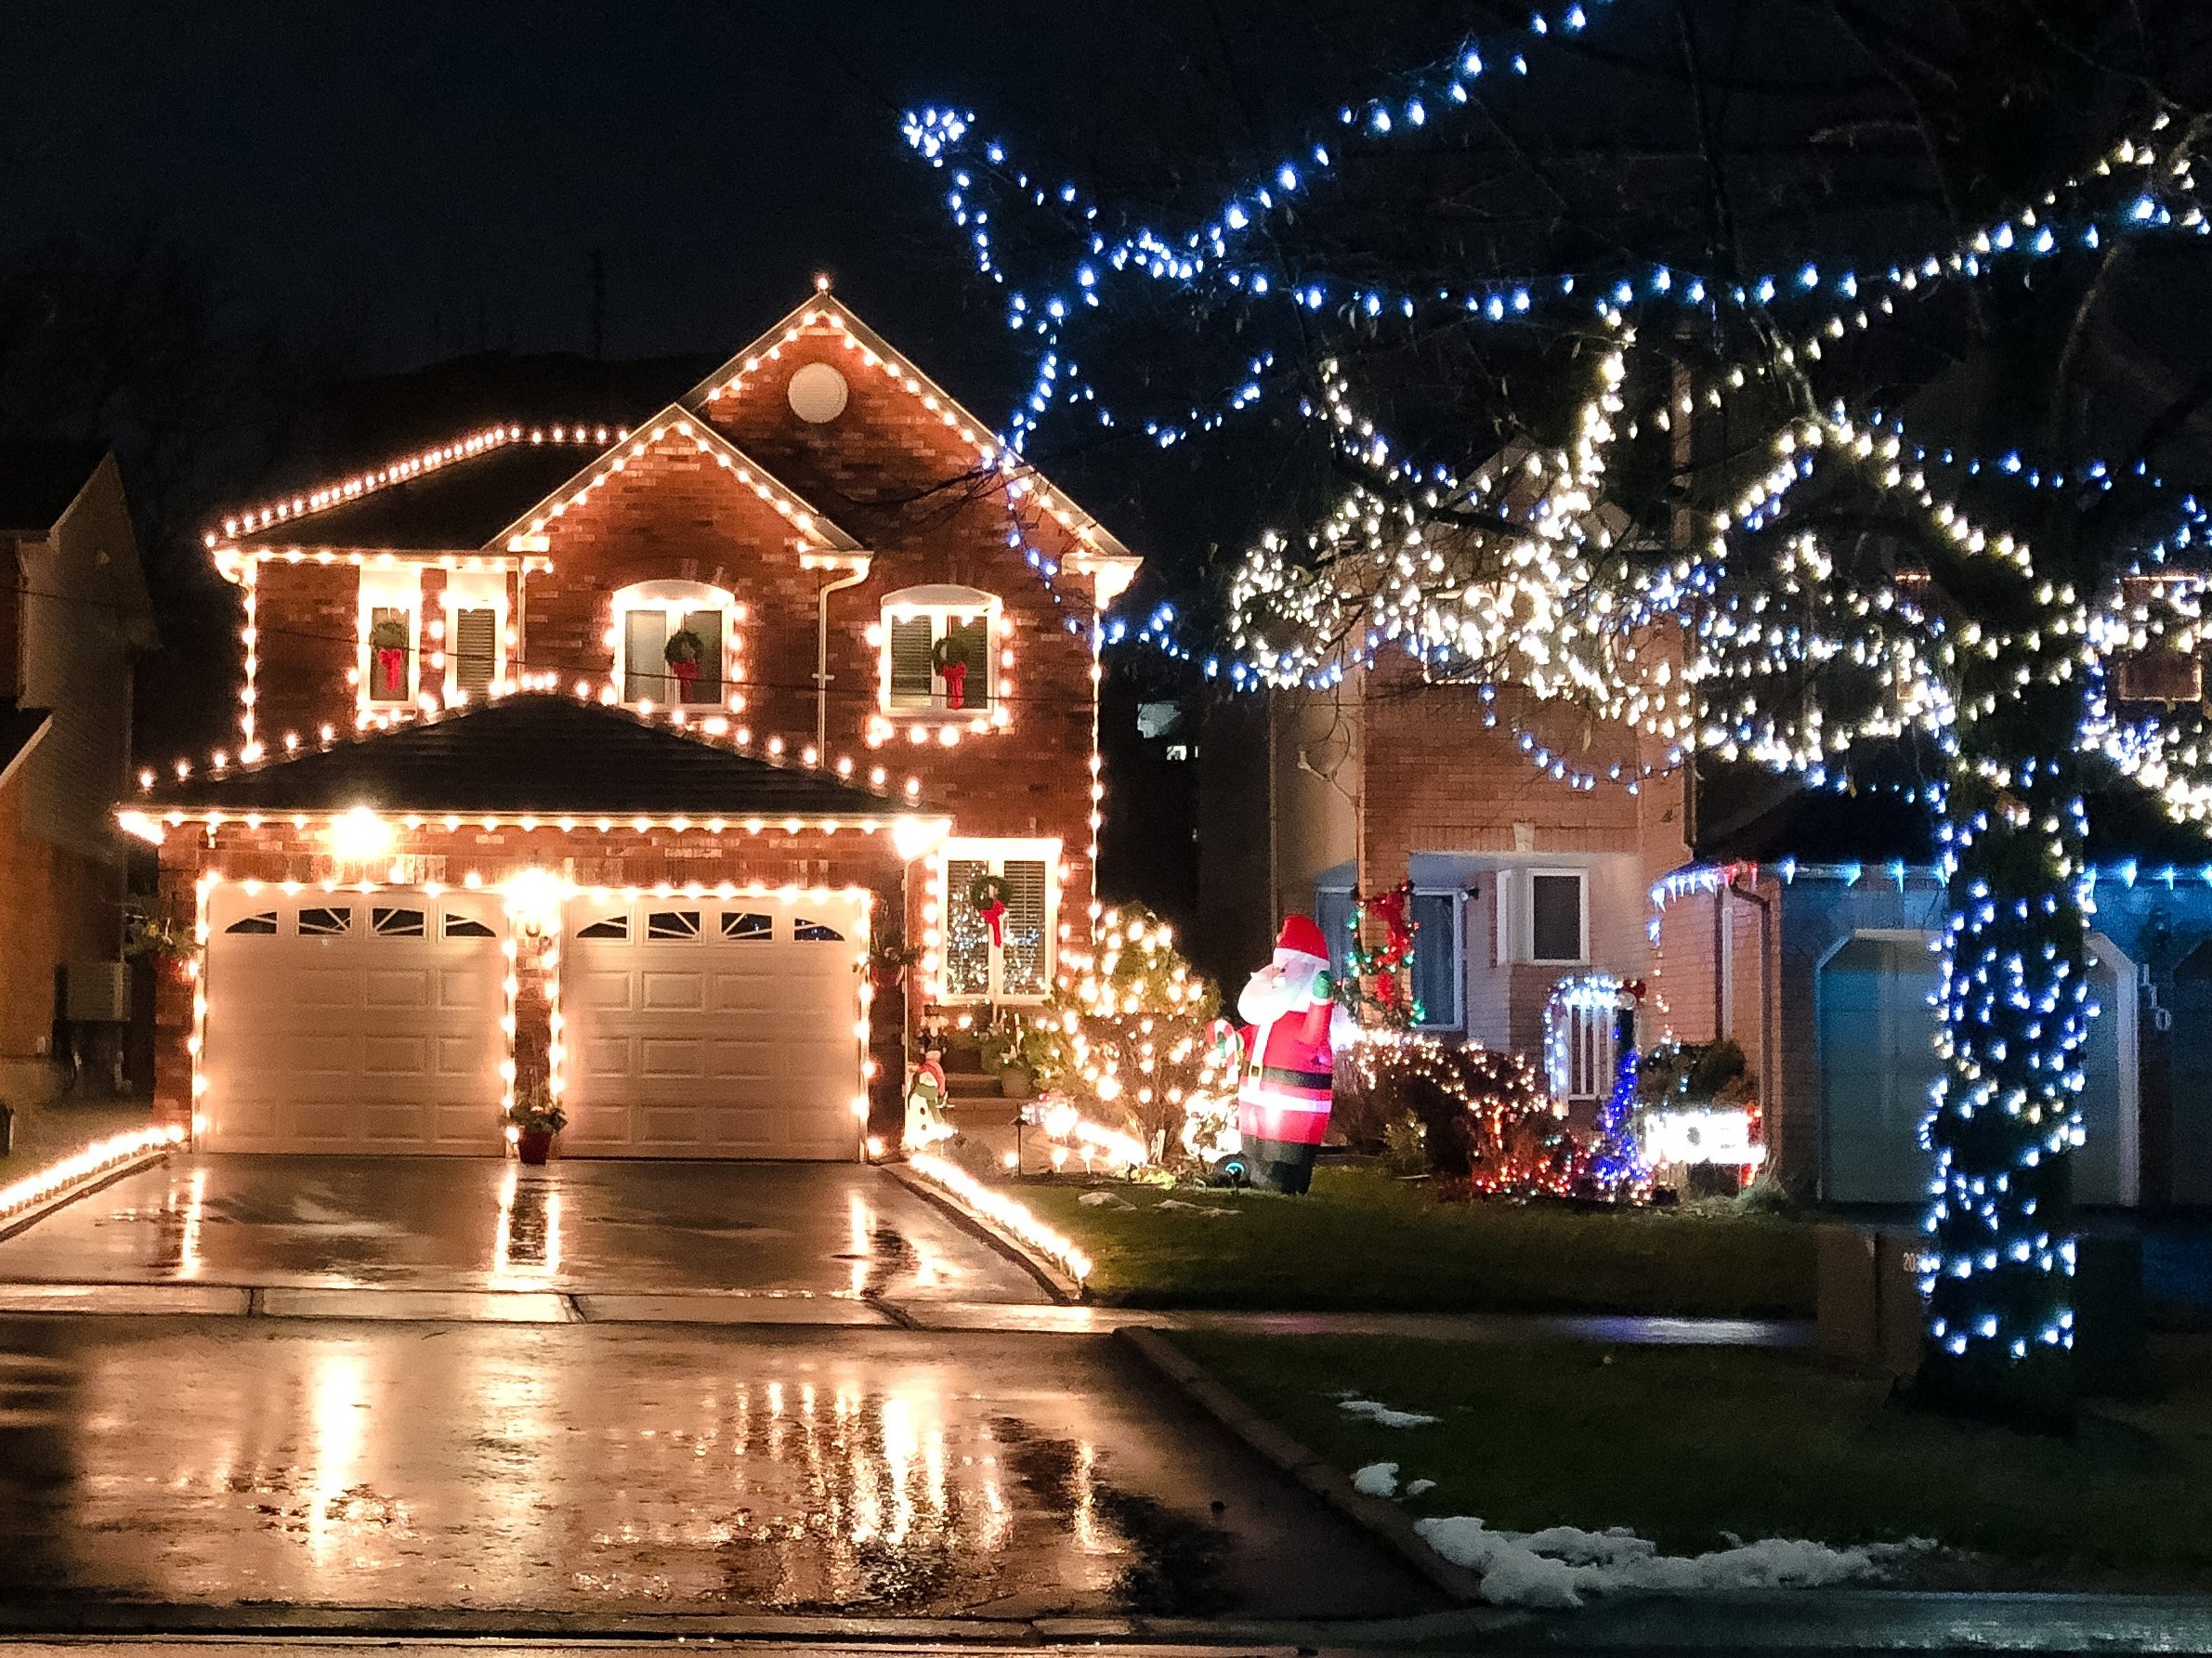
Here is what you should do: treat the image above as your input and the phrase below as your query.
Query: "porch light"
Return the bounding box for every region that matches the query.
[330,805,393,863]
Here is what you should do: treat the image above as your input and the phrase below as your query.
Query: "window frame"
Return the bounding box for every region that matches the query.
[933,836,1060,1005]
[877,587,1006,719]
[438,568,510,705]
[358,566,424,716]
[1409,888,1466,1030]
[1525,868,1590,967]
[609,580,741,712]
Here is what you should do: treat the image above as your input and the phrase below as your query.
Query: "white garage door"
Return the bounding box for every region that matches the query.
[562,892,868,1158]
[201,887,508,1154]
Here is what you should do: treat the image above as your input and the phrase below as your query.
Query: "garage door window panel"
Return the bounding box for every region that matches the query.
[226,911,279,935]
[298,907,352,936]
[723,911,773,941]
[443,913,497,939]
[577,915,629,940]
[648,910,702,941]
[373,907,426,937]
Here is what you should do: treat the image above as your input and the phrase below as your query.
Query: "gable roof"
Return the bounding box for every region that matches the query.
[0,441,108,534]
[491,405,863,555]
[685,290,1136,563]
[0,699,51,790]
[130,694,924,820]
[221,424,622,553]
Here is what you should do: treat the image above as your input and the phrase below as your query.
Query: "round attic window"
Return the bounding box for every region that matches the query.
[788,361,850,424]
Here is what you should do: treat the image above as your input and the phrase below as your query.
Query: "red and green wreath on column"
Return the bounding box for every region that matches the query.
[967,869,1012,947]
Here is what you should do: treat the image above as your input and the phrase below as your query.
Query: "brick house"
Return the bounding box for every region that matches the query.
[125,291,1136,1158]
[1262,662,1691,1113]
[0,442,155,1103]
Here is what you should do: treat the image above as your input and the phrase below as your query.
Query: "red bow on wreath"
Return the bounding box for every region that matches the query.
[934,633,974,710]
[968,870,1013,948]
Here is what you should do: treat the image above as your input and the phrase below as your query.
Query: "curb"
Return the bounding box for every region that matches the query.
[1112,1324,1484,1609]
[883,1161,1081,1304]
[0,1146,174,1246]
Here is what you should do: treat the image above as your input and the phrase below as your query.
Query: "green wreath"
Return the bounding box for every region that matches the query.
[932,633,976,674]
[663,627,706,667]
[367,616,410,650]
[967,870,1012,911]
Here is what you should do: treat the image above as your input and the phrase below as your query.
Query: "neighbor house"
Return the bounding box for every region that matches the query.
[1260,661,1693,1116]
[0,442,155,1103]
[126,290,1136,1158]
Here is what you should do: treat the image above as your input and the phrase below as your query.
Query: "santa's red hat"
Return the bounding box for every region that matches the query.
[1275,914,1329,964]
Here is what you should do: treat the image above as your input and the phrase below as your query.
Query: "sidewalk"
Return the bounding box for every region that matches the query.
[0,1279,1810,1342]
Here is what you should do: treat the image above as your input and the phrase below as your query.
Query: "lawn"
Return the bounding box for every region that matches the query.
[1023,1166,1815,1318]
[1170,1331,2212,1589]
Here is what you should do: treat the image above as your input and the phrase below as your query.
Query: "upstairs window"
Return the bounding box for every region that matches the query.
[611,580,740,710]
[879,585,1001,715]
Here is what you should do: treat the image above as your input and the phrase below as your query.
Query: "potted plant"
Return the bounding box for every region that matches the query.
[662,627,706,700]
[868,929,922,993]
[979,1016,1040,1100]
[506,1085,568,1166]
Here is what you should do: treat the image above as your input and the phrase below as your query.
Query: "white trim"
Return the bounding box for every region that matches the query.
[930,835,1061,1004]
[609,580,742,712]
[1525,867,1590,966]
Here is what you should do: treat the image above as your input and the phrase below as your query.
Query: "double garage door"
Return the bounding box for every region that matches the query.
[200,886,865,1158]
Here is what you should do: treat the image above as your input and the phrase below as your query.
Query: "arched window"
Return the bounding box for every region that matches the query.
[610,580,741,709]
[876,584,1002,715]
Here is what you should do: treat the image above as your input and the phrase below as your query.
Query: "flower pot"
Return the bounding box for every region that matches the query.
[517,1129,555,1166]
[998,1066,1034,1101]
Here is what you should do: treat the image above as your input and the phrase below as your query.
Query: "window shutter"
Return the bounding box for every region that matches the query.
[999,859,1049,995]
[945,617,991,708]
[944,857,990,996]
[452,607,497,696]
[889,617,935,702]
[623,609,669,703]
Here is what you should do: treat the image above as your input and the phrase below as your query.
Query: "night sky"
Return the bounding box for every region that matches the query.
[3,2,1135,371]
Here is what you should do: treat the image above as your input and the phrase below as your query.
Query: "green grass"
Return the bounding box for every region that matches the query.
[1170,1332,2212,1589]
[1022,1166,1814,1317]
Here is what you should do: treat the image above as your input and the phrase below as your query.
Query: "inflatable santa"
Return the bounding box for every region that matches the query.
[1233,915,1359,1193]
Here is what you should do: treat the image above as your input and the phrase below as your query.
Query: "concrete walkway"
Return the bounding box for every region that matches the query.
[0,1278,1809,1343]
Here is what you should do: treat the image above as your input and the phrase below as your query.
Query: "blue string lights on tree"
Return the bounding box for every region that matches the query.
[1542,974,1647,1198]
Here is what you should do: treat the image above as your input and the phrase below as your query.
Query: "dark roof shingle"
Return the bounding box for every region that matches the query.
[233,442,607,551]
[138,695,921,818]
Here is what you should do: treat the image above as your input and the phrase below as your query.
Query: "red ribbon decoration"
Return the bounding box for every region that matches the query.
[980,896,1006,946]
[669,658,700,698]
[374,646,405,697]
[941,661,967,709]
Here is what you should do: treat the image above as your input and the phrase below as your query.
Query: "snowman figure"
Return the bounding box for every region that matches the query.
[1233,915,1360,1193]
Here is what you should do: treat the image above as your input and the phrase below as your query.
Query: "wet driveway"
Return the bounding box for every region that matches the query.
[0,1318,1433,1619]
[0,1157,1044,1304]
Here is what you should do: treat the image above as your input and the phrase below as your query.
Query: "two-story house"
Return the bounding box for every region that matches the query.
[0,442,155,1103]
[124,290,1136,1160]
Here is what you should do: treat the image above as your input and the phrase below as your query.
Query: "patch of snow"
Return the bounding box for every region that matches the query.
[1155,1198,1238,1216]
[1352,1461,1399,1497]
[1340,1397,1443,1428]
[1407,1478,1436,1496]
[1414,1516,1928,1609]
[1078,1190,1134,1208]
